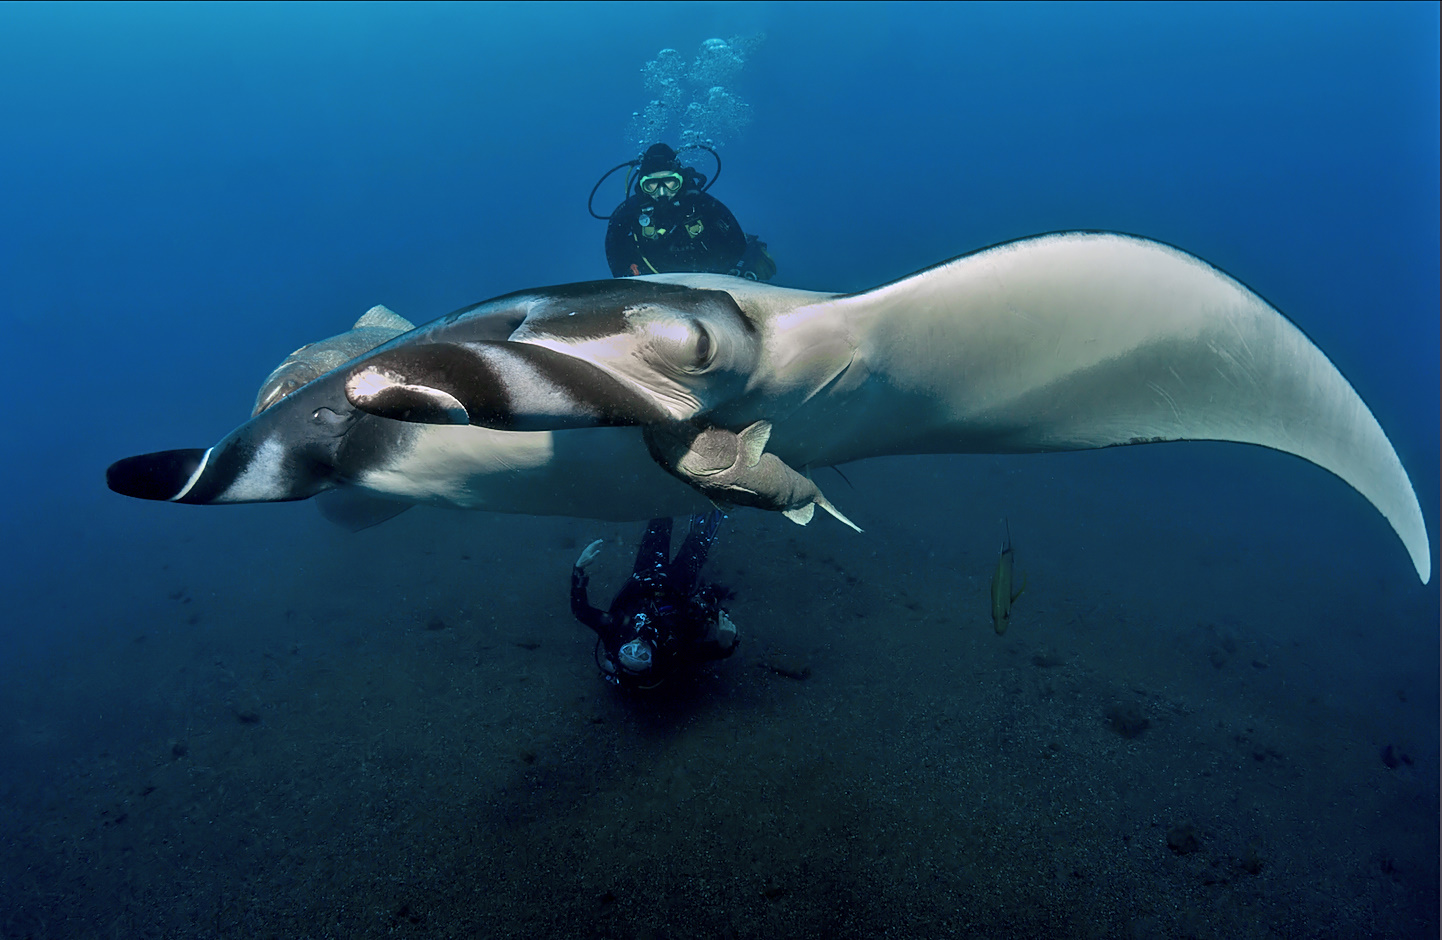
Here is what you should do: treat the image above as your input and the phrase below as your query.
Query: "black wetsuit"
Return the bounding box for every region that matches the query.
[604,187,747,278]
[571,513,736,689]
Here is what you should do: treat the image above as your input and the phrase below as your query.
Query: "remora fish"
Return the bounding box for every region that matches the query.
[253,305,422,531]
[991,520,1027,635]
[106,232,1432,584]
[253,305,415,416]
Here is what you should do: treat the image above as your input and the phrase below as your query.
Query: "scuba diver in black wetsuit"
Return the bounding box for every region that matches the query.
[590,143,776,281]
[570,511,738,690]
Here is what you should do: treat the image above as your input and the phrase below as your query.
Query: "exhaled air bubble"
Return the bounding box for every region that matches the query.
[627,35,764,153]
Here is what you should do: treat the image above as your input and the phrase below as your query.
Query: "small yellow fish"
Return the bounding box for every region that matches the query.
[991,519,1027,635]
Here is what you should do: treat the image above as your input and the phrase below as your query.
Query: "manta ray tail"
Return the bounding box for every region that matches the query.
[779,495,862,533]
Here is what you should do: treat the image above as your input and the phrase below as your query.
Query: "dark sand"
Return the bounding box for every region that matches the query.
[2,449,1436,938]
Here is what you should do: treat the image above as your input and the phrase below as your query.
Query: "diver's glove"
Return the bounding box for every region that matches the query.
[715,609,739,654]
[575,539,605,570]
[571,538,604,597]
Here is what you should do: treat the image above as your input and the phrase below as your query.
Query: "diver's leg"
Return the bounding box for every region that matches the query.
[631,517,674,579]
[669,510,723,590]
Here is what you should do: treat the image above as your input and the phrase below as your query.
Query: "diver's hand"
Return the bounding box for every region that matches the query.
[575,539,605,570]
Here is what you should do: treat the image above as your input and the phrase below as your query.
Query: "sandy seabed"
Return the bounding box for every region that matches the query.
[1,451,1436,939]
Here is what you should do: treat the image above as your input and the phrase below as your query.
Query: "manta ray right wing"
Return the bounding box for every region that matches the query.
[811,232,1429,581]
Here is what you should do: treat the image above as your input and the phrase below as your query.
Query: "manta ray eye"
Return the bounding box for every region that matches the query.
[648,317,720,375]
[692,325,713,370]
[672,320,718,374]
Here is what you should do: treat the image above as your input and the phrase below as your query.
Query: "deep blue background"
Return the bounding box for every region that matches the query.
[0,2,1436,694]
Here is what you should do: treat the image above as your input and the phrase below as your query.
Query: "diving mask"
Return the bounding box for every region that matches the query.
[618,639,655,672]
[639,172,683,197]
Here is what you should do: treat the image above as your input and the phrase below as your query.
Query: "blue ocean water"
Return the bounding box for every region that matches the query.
[0,3,1437,936]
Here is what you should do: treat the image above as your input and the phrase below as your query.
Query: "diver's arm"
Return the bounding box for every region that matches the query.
[570,567,609,634]
[570,539,609,633]
[681,598,738,663]
[604,206,644,277]
[693,194,747,271]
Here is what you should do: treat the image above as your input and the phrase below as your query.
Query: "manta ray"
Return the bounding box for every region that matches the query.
[107,232,1431,584]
